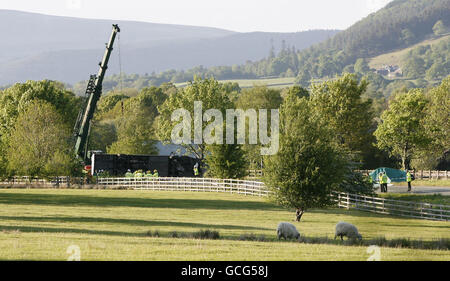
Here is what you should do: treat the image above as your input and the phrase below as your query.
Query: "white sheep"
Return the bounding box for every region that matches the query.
[334,221,362,241]
[277,222,301,241]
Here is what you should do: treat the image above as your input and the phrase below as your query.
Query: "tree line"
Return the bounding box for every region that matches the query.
[1,74,448,180]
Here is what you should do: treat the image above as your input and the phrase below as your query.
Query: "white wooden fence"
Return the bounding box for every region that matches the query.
[0,176,75,187]
[246,170,450,180]
[1,176,449,221]
[333,192,450,222]
[97,177,270,196]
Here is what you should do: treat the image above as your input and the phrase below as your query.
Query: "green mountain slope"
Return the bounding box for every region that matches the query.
[295,0,450,84]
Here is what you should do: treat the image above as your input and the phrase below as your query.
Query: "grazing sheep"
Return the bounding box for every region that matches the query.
[334,221,362,241]
[277,222,301,241]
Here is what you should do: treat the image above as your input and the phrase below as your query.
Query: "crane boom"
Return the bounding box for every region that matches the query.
[74,24,120,161]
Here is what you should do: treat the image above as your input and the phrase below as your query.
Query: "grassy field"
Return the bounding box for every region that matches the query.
[368,34,450,70]
[0,189,449,260]
[175,77,296,89]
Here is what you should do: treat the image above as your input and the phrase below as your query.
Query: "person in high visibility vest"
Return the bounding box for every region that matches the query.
[381,172,389,193]
[134,170,143,178]
[378,172,384,192]
[125,169,133,178]
[406,171,412,192]
[153,169,159,178]
[145,170,153,178]
[193,167,199,177]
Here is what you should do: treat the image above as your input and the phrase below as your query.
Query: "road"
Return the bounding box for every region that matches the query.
[376,185,450,195]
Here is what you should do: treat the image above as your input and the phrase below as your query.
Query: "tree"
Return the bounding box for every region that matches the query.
[263,92,347,221]
[403,56,426,78]
[205,143,248,179]
[6,100,77,177]
[414,76,450,169]
[401,28,416,45]
[374,89,431,170]
[235,86,282,169]
[425,62,446,80]
[157,77,247,177]
[295,70,311,87]
[88,121,117,152]
[310,74,375,165]
[433,20,447,36]
[0,80,79,136]
[107,105,158,155]
[354,58,370,74]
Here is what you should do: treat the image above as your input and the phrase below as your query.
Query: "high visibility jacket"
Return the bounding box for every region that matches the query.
[145,173,153,177]
[135,172,143,178]
[153,172,159,178]
[406,172,412,182]
[194,167,199,176]
[125,172,133,178]
[381,174,388,184]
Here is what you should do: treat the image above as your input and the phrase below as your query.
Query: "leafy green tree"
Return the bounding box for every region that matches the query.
[374,89,431,169]
[413,76,450,169]
[44,150,81,179]
[433,20,447,36]
[235,86,282,169]
[0,80,79,136]
[88,121,117,152]
[401,28,416,45]
[295,70,311,87]
[6,100,77,177]
[97,94,129,116]
[263,92,347,221]
[157,77,233,162]
[205,143,248,179]
[403,56,426,78]
[281,85,309,99]
[354,58,370,74]
[425,62,446,80]
[107,105,158,155]
[310,74,375,165]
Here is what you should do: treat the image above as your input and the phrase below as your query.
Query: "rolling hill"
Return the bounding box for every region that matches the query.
[0,10,339,86]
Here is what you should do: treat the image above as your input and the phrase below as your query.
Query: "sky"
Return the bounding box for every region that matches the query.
[0,0,394,32]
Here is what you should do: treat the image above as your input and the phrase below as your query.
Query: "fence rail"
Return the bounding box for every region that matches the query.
[0,176,78,187]
[333,192,450,222]
[1,176,449,221]
[97,177,270,196]
[245,170,450,180]
[358,170,450,180]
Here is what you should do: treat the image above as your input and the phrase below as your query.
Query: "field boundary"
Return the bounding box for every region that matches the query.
[98,177,450,221]
[1,176,449,221]
[246,169,450,180]
[333,192,450,222]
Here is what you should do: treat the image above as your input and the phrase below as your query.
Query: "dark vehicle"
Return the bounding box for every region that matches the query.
[91,153,199,177]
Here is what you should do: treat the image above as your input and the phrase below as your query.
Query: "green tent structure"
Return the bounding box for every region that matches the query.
[369,167,407,183]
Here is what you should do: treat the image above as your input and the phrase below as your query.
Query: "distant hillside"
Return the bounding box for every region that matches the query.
[368,34,450,69]
[0,10,234,62]
[294,0,450,85]
[0,10,339,86]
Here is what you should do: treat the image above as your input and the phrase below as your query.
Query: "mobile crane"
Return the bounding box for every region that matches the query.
[73,24,198,177]
[73,24,120,162]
